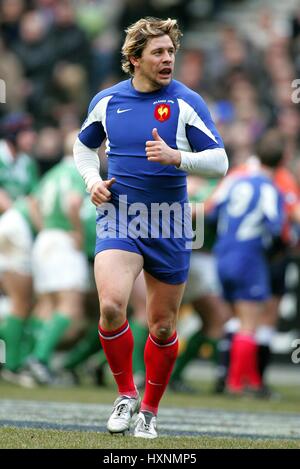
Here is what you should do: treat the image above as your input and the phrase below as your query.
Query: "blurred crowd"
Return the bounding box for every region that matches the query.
[0,0,300,394]
[0,0,300,173]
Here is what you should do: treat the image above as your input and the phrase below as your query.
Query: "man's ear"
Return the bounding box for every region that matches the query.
[129,56,139,68]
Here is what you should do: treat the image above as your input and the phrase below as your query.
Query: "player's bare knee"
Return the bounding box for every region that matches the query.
[100,298,124,324]
[151,323,174,340]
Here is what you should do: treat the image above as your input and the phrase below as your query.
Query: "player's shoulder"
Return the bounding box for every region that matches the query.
[240,172,277,195]
[41,158,77,185]
[88,80,129,113]
[234,171,267,184]
[18,151,36,166]
[171,80,208,110]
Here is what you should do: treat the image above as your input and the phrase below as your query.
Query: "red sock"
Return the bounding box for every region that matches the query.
[244,336,262,388]
[227,333,262,391]
[141,331,178,415]
[98,320,137,397]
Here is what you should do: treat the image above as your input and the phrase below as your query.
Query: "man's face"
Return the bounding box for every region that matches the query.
[132,35,175,91]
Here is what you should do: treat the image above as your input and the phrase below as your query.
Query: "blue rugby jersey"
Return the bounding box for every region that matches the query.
[78,79,224,206]
[209,173,285,256]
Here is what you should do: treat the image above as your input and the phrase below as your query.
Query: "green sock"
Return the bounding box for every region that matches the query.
[33,312,71,365]
[172,331,218,381]
[130,320,148,374]
[63,324,100,370]
[2,315,25,371]
[0,321,5,339]
[20,317,45,366]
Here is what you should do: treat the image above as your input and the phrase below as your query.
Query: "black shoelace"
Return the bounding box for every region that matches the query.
[116,403,128,416]
[143,422,151,431]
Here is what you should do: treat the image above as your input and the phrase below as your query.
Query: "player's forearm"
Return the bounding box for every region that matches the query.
[73,138,102,191]
[67,194,84,249]
[177,148,229,177]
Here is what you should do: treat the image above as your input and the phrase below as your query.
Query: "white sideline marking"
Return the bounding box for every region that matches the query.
[0,400,299,440]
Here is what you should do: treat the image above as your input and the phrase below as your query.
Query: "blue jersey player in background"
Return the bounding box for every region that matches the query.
[73,17,228,438]
[208,129,285,395]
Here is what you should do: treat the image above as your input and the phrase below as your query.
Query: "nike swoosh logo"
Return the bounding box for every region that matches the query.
[112,371,124,376]
[117,108,132,114]
[148,380,162,386]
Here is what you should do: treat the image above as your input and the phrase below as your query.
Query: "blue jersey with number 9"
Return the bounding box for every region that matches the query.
[209,173,285,301]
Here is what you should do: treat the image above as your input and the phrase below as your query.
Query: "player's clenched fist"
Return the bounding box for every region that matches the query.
[90,178,116,206]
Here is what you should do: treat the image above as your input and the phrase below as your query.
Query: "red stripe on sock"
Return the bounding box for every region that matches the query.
[98,321,129,339]
[149,331,178,347]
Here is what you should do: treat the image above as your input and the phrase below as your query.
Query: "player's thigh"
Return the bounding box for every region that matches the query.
[94,249,143,309]
[144,271,185,329]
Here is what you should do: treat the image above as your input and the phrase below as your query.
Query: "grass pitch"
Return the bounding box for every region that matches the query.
[1,427,300,449]
[0,379,299,449]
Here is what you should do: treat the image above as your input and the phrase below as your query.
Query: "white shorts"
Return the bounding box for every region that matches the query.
[32,229,89,294]
[0,209,33,275]
[183,252,221,303]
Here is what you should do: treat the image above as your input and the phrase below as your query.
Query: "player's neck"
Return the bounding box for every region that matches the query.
[261,165,275,178]
[131,76,162,93]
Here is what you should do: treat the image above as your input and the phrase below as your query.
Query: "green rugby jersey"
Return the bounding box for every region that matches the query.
[190,178,218,251]
[36,156,86,231]
[80,195,96,259]
[0,140,39,200]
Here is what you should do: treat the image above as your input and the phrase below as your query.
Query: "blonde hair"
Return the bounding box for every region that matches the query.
[121,17,182,76]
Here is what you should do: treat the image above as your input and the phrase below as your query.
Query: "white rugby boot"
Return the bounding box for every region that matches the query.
[133,410,158,439]
[107,394,141,434]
